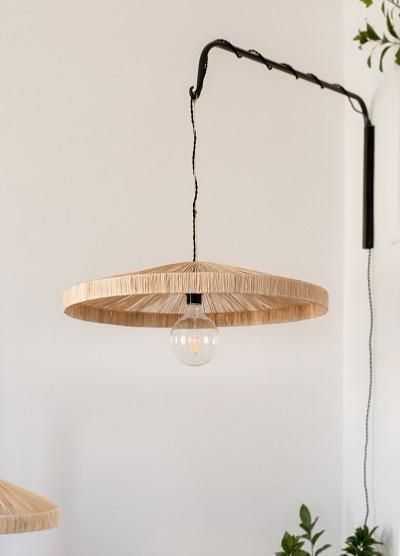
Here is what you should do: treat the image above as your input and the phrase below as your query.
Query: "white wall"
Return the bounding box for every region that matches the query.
[0,2,344,555]
[343,0,400,550]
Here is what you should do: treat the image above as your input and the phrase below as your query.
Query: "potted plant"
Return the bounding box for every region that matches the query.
[276,505,383,556]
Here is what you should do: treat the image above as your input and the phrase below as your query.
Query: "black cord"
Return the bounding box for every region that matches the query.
[281,63,300,79]
[333,84,364,116]
[190,94,198,262]
[363,248,374,526]
[248,49,273,70]
[218,39,242,59]
[307,73,325,89]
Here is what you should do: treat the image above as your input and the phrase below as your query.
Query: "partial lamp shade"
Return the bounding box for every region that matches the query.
[0,480,60,534]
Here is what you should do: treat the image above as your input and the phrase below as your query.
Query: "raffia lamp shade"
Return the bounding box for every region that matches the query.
[0,480,60,534]
[63,261,328,327]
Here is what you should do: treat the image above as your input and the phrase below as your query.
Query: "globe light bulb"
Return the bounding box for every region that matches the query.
[171,297,219,366]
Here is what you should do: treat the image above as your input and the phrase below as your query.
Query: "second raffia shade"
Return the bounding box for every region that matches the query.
[0,480,60,534]
[63,261,328,328]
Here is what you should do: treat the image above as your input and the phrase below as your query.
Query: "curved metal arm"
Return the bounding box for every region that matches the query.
[190,39,374,249]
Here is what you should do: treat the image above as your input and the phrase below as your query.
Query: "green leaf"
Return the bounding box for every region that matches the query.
[367,23,381,40]
[379,45,392,71]
[282,532,293,553]
[311,517,319,529]
[354,29,370,45]
[361,0,373,6]
[300,524,311,536]
[395,46,400,65]
[386,13,399,38]
[312,531,325,546]
[369,526,378,536]
[315,544,331,556]
[300,505,312,528]
[343,546,357,556]
[367,53,373,67]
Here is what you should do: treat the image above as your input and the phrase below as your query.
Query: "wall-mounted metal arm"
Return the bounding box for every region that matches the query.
[190,39,374,249]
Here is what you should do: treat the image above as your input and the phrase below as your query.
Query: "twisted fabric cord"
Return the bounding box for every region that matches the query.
[363,248,374,525]
[190,94,198,262]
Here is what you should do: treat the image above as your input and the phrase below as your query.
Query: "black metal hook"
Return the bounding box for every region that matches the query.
[189,39,374,248]
[189,86,197,100]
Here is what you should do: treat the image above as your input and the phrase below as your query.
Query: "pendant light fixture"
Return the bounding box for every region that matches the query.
[63,39,374,366]
[0,480,59,534]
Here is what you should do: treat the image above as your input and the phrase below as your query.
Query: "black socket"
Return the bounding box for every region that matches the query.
[186,293,202,305]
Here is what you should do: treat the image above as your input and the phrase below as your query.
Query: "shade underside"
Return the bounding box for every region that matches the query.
[63,261,328,328]
[0,480,60,534]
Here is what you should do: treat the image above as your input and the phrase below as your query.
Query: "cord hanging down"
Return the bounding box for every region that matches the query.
[187,37,376,527]
[363,249,374,525]
[190,91,199,262]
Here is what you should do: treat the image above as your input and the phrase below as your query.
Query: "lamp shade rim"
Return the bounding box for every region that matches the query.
[63,260,328,328]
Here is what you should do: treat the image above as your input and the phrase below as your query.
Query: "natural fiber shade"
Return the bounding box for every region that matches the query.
[63,261,328,328]
[0,480,60,534]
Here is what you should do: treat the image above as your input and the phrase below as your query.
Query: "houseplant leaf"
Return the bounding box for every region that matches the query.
[379,45,392,71]
[299,505,312,529]
[386,13,399,39]
[315,544,332,556]
[366,23,381,40]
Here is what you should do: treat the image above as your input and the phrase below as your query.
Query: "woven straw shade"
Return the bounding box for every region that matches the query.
[0,480,60,534]
[63,261,328,327]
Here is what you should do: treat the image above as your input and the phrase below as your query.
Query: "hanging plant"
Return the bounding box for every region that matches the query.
[354,0,400,70]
